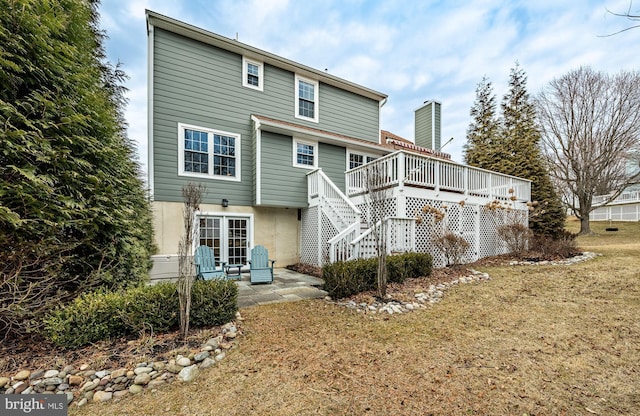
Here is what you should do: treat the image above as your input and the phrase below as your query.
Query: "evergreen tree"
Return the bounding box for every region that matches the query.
[464,76,500,169]
[464,65,565,238]
[1,0,154,338]
[498,64,565,237]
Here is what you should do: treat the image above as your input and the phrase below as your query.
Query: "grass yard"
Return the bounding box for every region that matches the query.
[72,220,640,415]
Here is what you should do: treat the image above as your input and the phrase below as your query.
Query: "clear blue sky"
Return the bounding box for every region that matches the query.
[98,0,640,170]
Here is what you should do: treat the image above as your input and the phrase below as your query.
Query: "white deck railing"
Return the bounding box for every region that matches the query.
[593,190,640,206]
[308,168,361,230]
[349,217,416,261]
[346,151,531,202]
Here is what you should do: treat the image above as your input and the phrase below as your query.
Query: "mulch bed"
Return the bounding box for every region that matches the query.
[2,252,570,377]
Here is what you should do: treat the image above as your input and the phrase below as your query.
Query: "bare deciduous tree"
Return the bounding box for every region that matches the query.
[536,67,640,234]
[603,2,640,36]
[361,163,392,298]
[177,183,205,339]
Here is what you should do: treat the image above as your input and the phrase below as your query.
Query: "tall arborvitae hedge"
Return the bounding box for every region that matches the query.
[0,0,154,338]
[465,65,565,238]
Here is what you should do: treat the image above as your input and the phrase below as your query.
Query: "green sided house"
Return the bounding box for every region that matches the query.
[146,11,531,281]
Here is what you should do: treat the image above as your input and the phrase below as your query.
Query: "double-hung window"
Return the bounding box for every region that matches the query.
[293,138,318,169]
[347,151,378,170]
[242,57,263,91]
[295,75,319,122]
[179,123,241,181]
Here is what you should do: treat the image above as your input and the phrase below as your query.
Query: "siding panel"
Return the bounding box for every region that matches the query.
[152,27,381,205]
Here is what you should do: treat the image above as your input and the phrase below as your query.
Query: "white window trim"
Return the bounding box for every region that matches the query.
[242,57,263,91]
[293,138,318,169]
[346,150,379,171]
[178,122,241,182]
[294,74,319,123]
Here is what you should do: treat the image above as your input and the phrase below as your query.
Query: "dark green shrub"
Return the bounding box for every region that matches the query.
[386,255,409,283]
[45,280,238,348]
[322,252,433,298]
[402,251,433,277]
[43,290,128,348]
[322,258,376,299]
[191,279,238,328]
[119,283,179,334]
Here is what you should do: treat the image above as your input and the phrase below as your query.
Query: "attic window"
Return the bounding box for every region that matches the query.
[242,57,263,91]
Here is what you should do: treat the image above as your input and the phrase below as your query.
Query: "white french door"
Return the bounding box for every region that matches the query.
[197,214,252,265]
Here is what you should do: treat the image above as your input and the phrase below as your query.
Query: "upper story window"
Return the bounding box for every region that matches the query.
[347,151,378,170]
[179,123,241,181]
[295,75,319,123]
[242,57,263,91]
[293,138,318,169]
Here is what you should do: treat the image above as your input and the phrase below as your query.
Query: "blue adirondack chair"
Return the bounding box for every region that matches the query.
[194,245,227,280]
[249,245,275,284]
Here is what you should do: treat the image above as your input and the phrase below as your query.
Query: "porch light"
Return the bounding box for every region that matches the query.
[222,199,229,208]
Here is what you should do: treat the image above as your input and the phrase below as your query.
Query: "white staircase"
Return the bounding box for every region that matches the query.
[307,169,415,265]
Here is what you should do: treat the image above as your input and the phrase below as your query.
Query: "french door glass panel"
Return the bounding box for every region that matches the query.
[227,218,248,265]
[198,216,249,265]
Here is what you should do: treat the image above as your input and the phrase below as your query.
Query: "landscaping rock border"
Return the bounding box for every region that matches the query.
[328,252,601,315]
[0,313,243,408]
[328,269,491,315]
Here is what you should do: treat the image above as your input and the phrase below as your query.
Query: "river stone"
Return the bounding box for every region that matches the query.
[215,352,226,361]
[177,365,199,382]
[44,369,59,378]
[76,398,88,408]
[200,357,215,369]
[204,337,221,349]
[79,364,89,371]
[95,370,109,379]
[152,362,165,371]
[0,377,10,387]
[81,380,99,392]
[134,367,153,375]
[57,383,70,391]
[93,391,113,402]
[225,331,237,339]
[68,375,83,386]
[110,368,127,378]
[166,363,183,374]
[128,384,143,394]
[194,351,210,362]
[63,365,75,374]
[147,379,165,389]
[111,383,126,392]
[30,369,45,379]
[14,370,30,381]
[113,390,129,399]
[14,383,28,394]
[176,356,191,367]
[134,373,151,385]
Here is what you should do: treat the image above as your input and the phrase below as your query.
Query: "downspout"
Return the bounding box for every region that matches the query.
[146,14,155,200]
[251,115,262,205]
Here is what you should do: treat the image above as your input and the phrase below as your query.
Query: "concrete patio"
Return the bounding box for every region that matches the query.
[235,268,327,308]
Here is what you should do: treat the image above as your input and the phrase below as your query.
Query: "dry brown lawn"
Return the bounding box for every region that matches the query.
[72,220,640,415]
